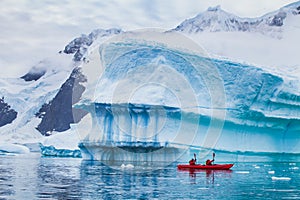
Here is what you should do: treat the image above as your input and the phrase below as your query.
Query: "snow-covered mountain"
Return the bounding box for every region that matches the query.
[173,2,300,77]
[0,2,300,157]
[0,28,122,144]
[173,3,300,38]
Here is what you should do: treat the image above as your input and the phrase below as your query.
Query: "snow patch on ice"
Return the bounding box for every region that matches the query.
[42,125,80,150]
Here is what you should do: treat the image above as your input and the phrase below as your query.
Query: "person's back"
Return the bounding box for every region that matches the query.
[189,158,196,165]
[189,153,197,165]
[206,159,214,165]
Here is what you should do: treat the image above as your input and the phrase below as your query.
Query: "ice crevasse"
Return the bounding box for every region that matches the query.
[75,31,300,161]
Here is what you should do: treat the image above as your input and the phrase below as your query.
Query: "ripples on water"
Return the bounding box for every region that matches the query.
[0,154,299,199]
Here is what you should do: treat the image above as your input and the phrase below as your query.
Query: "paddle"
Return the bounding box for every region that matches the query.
[194,153,197,162]
[212,152,215,164]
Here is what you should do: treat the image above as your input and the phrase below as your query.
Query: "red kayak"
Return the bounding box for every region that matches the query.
[177,163,234,170]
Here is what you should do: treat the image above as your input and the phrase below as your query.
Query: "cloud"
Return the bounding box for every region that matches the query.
[0,0,296,77]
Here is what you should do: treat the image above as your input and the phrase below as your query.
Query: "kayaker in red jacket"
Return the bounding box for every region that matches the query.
[189,153,197,165]
[205,159,214,165]
[205,152,215,165]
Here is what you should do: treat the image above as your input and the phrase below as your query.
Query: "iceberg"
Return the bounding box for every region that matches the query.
[77,103,188,162]
[40,125,82,158]
[40,144,82,158]
[0,143,30,154]
[75,30,300,162]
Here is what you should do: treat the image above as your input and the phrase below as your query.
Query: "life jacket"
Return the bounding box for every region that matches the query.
[189,159,196,165]
[206,159,213,165]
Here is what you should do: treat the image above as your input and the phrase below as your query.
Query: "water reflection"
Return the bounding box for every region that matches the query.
[177,168,232,185]
[36,157,82,199]
[0,156,234,199]
[0,154,39,199]
[79,160,164,199]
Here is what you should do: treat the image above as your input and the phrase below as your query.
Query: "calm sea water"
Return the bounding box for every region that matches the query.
[0,153,299,200]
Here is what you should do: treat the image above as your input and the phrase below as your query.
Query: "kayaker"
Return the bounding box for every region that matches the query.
[205,152,215,165]
[205,159,214,165]
[189,153,197,165]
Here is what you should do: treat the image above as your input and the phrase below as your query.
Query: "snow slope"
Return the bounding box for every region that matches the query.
[0,54,74,143]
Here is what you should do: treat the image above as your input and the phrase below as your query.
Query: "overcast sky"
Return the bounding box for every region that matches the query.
[0,0,297,77]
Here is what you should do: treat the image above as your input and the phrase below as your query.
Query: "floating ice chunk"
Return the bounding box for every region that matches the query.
[268,171,275,174]
[252,164,260,169]
[290,167,299,170]
[127,164,134,168]
[289,163,296,166]
[198,188,209,190]
[0,143,30,154]
[271,176,291,181]
[235,171,250,174]
[121,164,135,169]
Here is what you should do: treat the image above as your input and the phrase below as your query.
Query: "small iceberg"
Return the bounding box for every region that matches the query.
[268,171,275,174]
[271,176,291,181]
[290,167,299,170]
[0,143,30,154]
[235,171,250,174]
[40,126,82,158]
[121,164,135,169]
[40,144,82,158]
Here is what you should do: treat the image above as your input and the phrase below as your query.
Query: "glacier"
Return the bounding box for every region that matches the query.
[75,30,300,162]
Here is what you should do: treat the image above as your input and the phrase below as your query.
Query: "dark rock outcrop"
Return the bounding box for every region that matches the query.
[0,97,17,127]
[21,68,46,81]
[36,67,88,135]
[268,12,287,26]
[35,29,122,135]
[63,35,92,55]
[293,6,300,14]
[63,28,122,61]
[20,67,47,81]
